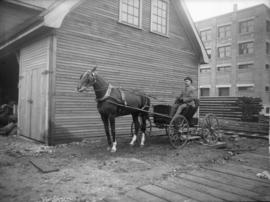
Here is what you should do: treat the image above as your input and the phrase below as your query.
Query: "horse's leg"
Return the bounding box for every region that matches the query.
[130,114,139,146]
[101,114,111,151]
[109,116,117,153]
[140,114,147,147]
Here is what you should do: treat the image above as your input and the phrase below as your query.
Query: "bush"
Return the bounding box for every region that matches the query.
[236,97,263,122]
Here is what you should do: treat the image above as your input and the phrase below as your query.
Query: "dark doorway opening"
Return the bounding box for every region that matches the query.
[0,54,19,106]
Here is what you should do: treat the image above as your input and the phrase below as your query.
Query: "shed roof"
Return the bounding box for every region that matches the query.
[0,0,208,63]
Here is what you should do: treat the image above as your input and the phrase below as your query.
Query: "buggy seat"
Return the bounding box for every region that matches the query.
[180,98,199,126]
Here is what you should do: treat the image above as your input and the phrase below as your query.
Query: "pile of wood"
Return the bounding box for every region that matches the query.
[199,97,242,121]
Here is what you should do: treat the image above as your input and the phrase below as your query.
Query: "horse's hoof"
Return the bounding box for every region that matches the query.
[110,149,116,153]
[140,144,144,148]
[129,143,135,147]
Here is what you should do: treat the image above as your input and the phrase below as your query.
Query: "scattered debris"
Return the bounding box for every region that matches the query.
[256,171,270,180]
[30,159,59,173]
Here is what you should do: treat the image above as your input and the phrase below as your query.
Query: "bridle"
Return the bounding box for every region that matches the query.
[81,70,97,86]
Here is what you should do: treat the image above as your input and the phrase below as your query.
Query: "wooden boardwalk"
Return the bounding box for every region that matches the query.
[103,149,270,202]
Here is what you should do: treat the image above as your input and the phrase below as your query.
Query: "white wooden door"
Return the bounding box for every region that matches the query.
[18,37,50,142]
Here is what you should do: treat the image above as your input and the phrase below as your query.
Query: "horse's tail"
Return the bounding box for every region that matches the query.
[140,95,151,118]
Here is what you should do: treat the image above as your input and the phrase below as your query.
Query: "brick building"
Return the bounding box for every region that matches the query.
[196,4,270,115]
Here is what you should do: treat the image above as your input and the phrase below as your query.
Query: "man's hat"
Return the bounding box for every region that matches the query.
[184,76,192,83]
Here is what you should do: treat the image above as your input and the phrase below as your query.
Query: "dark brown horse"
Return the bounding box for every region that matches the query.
[77,67,151,152]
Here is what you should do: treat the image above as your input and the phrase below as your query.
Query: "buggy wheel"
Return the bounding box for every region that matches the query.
[168,115,189,149]
[201,113,219,145]
[130,117,152,137]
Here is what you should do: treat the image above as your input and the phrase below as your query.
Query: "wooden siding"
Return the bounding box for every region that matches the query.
[53,0,199,144]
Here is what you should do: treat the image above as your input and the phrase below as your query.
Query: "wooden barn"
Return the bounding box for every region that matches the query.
[0,0,208,145]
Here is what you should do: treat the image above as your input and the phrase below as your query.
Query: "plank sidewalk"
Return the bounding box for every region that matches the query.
[103,149,270,202]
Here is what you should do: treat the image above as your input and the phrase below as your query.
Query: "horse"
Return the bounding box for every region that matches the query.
[76,66,151,152]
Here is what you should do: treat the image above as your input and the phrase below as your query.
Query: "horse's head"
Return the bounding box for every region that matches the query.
[77,66,97,92]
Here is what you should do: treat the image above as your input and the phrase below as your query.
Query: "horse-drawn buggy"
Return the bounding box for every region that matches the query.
[131,102,220,149]
[77,67,220,152]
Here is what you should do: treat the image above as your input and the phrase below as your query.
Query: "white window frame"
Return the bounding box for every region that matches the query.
[150,0,169,36]
[119,0,142,29]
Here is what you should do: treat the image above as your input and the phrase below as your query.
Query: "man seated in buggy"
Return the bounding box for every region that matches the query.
[170,76,199,126]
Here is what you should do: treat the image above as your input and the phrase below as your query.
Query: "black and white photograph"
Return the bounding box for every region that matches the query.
[0,0,269,201]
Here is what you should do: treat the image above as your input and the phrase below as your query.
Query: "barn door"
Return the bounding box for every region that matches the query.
[18,37,50,142]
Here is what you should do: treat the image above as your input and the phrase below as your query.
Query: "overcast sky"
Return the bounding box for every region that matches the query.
[185,0,270,22]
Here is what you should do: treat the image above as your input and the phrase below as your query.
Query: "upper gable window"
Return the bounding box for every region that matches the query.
[200,29,211,41]
[151,0,169,36]
[119,0,142,28]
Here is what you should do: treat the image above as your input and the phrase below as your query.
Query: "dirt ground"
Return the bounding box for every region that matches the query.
[0,133,268,202]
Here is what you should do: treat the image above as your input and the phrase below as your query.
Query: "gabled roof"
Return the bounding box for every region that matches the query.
[172,0,209,64]
[0,0,209,64]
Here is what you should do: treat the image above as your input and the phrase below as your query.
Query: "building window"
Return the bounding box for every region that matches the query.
[266,86,270,92]
[200,88,210,97]
[206,48,211,59]
[218,46,231,58]
[119,0,141,28]
[238,63,253,70]
[151,0,169,35]
[200,29,211,41]
[239,19,254,34]
[200,67,211,73]
[267,21,270,32]
[266,107,270,114]
[239,42,254,55]
[238,86,254,92]
[266,64,270,70]
[218,25,231,39]
[217,66,231,71]
[266,42,270,55]
[218,87,230,96]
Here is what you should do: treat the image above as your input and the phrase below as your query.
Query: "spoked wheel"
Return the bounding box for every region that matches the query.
[168,115,189,149]
[201,113,219,145]
[130,118,152,137]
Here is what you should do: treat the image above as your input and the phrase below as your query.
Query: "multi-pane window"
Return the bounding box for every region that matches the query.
[238,63,253,70]
[266,86,270,92]
[218,25,231,39]
[218,87,230,96]
[266,64,270,70]
[218,46,231,58]
[200,67,211,73]
[239,42,254,55]
[239,19,254,33]
[266,107,270,114]
[238,86,254,92]
[119,0,141,27]
[266,42,270,55]
[200,88,210,97]
[266,21,270,32]
[151,0,169,35]
[200,29,211,41]
[217,66,231,71]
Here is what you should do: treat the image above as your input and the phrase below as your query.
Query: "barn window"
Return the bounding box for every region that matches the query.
[119,0,142,28]
[151,0,169,36]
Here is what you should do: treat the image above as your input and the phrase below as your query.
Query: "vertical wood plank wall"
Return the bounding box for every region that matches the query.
[52,0,199,144]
